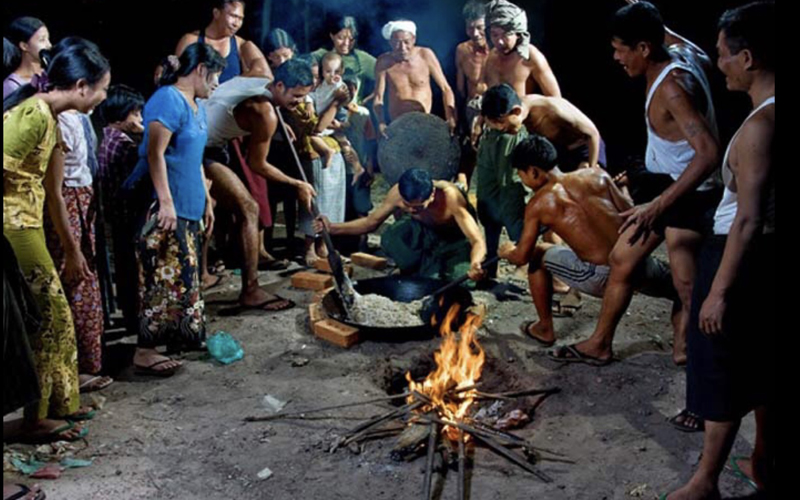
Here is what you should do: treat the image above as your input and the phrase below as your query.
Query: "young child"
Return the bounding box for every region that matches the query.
[308,51,351,168]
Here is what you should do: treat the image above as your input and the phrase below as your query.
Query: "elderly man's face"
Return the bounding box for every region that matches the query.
[390,31,416,60]
[490,26,518,54]
[466,19,486,45]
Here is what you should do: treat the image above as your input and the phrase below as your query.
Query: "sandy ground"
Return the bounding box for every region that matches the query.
[3,180,762,500]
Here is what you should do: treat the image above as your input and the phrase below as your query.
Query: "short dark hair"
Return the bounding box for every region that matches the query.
[213,0,245,10]
[718,1,775,72]
[94,84,145,126]
[611,1,669,61]
[264,28,297,55]
[40,36,102,68]
[273,58,314,88]
[398,168,434,202]
[481,84,521,119]
[3,38,21,80]
[7,16,46,47]
[463,1,487,22]
[512,134,559,172]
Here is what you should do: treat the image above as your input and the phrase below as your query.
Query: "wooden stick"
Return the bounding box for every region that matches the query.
[458,429,466,500]
[344,400,425,445]
[244,392,411,422]
[413,415,552,483]
[423,422,438,500]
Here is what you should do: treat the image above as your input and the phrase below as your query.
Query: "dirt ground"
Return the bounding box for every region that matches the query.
[3,181,762,500]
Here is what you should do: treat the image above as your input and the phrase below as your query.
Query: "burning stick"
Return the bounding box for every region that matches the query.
[423,422,439,500]
[244,392,412,422]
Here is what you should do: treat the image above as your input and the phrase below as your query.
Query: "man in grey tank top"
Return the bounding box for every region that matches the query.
[550,2,721,380]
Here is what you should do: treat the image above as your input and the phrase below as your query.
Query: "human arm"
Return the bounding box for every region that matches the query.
[499,199,543,266]
[240,40,274,79]
[451,193,488,280]
[315,186,400,236]
[527,45,561,98]
[426,49,457,135]
[372,57,389,139]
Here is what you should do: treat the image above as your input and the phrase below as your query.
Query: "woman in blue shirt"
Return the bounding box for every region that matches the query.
[127,43,225,376]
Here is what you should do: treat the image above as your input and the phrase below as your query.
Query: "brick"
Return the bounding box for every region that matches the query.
[308,303,327,324]
[312,287,335,304]
[313,319,361,348]
[291,271,334,291]
[351,252,388,270]
[312,259,354,277]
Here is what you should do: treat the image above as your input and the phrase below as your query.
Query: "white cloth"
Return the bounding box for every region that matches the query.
[58,112,93,188]
[201,76,273,147]
[299,155,346,236]
[645,47,719,191]
[713,96,775,236]
[382,20,417,40]
[310,80,346,119]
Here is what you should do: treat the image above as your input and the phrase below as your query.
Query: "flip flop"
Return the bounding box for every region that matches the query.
[13,421,88,445]
[519,321,556,347]
[548,344,614,366]
[134,359,183,378]
[5,484,46,500]
[725,456,760,491]
[667,409,705,433]
[78,375,114,393]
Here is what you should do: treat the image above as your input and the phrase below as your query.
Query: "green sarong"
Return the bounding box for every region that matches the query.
[381,216,472,281]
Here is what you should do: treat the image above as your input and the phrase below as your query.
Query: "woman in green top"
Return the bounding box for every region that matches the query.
[3,43,110,444]
[310,15,376,104]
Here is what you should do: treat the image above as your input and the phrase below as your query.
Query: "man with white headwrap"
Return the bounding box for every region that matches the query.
[480,0,560,98]
[373,20,457,136]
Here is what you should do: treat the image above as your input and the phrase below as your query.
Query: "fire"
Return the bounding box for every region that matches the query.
[407,303,486,440]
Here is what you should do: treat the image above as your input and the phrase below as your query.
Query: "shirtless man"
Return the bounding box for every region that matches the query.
[481,0,560,99]
[315,168,487,282]
[482,83,604,170]
[201,60,321,312]
[175,0,272,83]
[550,1,721,369]
[499,135,674,352]
[373,20,457,137]
[455,1,490,188]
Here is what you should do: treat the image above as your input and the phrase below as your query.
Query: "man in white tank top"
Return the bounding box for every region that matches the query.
[551,1,721,372]
[199,61,329,312]
[667,3,775,499]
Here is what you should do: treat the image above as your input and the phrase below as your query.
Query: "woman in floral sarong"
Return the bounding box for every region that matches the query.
[124,43,224,376]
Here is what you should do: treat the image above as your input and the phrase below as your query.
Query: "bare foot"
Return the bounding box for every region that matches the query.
[663,479,720,500]
[134,348,183,374]
[521,320,555,346]
[202,273,224,291]
[316,239,329,259]
[553,277,571,294]
[305,247,321,267]
[673,339,687,366]
[572,339,613,363]
[322,147,335,168]
[4,418,86,444]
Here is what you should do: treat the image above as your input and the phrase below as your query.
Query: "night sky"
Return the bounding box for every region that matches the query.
[4,0,755,168]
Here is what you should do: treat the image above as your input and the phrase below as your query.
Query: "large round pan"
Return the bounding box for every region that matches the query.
[321,276,474,342]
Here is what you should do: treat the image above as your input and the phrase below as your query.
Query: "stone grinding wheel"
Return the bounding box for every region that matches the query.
[377,112,461,186]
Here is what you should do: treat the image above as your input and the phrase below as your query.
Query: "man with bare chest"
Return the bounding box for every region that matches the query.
[373,20,456,137]
[315,169,487,282]
[482,83,605,170]
[499,135,674,351]
[481,0,560,99]
[455,1,490,187]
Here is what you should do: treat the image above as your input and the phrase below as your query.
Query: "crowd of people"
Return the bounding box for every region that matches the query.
[3,0,774,498]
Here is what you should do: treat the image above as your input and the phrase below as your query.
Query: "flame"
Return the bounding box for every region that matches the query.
[407,303,486,440]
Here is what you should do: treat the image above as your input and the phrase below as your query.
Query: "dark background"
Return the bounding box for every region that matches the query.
[3,0,756,169]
